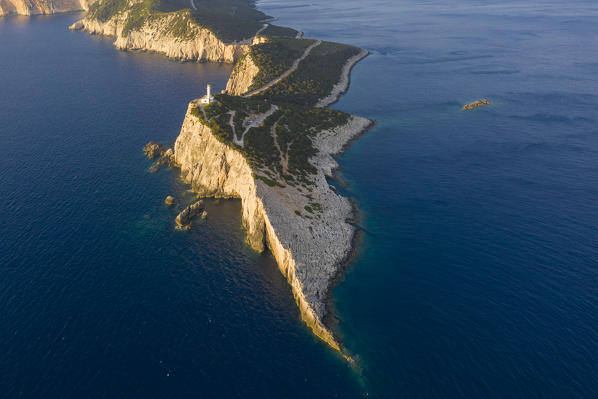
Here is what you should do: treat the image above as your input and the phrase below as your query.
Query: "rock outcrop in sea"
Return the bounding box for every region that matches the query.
[143,142,164,159]
[164,196,175,206]
[175,200,204,228]
[157,148,175,167]
[463,99,491,110]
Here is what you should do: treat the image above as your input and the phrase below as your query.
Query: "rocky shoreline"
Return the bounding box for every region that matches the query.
[316,49,369,108]
[171,105,372,358]
[69,13,248,63]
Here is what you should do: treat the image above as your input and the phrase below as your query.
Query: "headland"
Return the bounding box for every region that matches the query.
[69,0,371,358]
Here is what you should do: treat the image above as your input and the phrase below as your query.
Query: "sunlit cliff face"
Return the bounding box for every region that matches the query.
[0,0,87,16]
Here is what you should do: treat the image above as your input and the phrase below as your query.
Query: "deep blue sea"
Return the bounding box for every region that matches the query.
[2,0,598,397]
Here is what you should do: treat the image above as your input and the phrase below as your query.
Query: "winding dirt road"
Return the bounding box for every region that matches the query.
[243,40,322,97]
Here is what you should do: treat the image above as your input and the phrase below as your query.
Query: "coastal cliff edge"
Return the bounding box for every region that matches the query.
[173,103,371,356]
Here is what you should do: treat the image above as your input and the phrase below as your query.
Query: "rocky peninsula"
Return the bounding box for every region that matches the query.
[172,104,371,356]
[74,0,371,358]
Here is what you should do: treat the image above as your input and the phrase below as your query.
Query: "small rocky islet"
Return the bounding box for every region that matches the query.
[164,195,175,206]
[144,148,206,227]
[463,98,492,110]
[142,142,164,159]
[175,200,206,229]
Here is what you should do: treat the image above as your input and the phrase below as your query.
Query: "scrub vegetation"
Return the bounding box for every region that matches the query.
[261,24,299,38]
[255,41,361,106]
[89,0,268,42]
[90,0,363,187]
[191,94,350,186]
[247,38,315,91]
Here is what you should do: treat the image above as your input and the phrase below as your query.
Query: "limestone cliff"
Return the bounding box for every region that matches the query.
[174,103,372,355]
[70,10,248,63]
[225,52,260,95]
[0,0,87,16]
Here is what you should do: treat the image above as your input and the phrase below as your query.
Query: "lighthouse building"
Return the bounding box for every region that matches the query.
[199,84,214,104]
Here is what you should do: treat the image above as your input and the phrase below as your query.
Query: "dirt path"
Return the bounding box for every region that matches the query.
[228,110,238,141]
[254,24,268,37]
[243,40,322,97]
[270,118,288,174]
[233,104,279,147]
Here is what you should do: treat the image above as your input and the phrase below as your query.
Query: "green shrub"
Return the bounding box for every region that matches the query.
[90,0,267,42]
[261,24,299,38]
[192,95,351,186]
[256,41,362,106]
[256,175,277,187]
[248,38,314,91]
[88,0,129,22]
[122,3,149,36]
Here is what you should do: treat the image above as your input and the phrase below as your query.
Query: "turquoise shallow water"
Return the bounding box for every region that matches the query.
[2,0,598,397]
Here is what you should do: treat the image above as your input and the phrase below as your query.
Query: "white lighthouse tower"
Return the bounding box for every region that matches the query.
[199,83,214,105]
